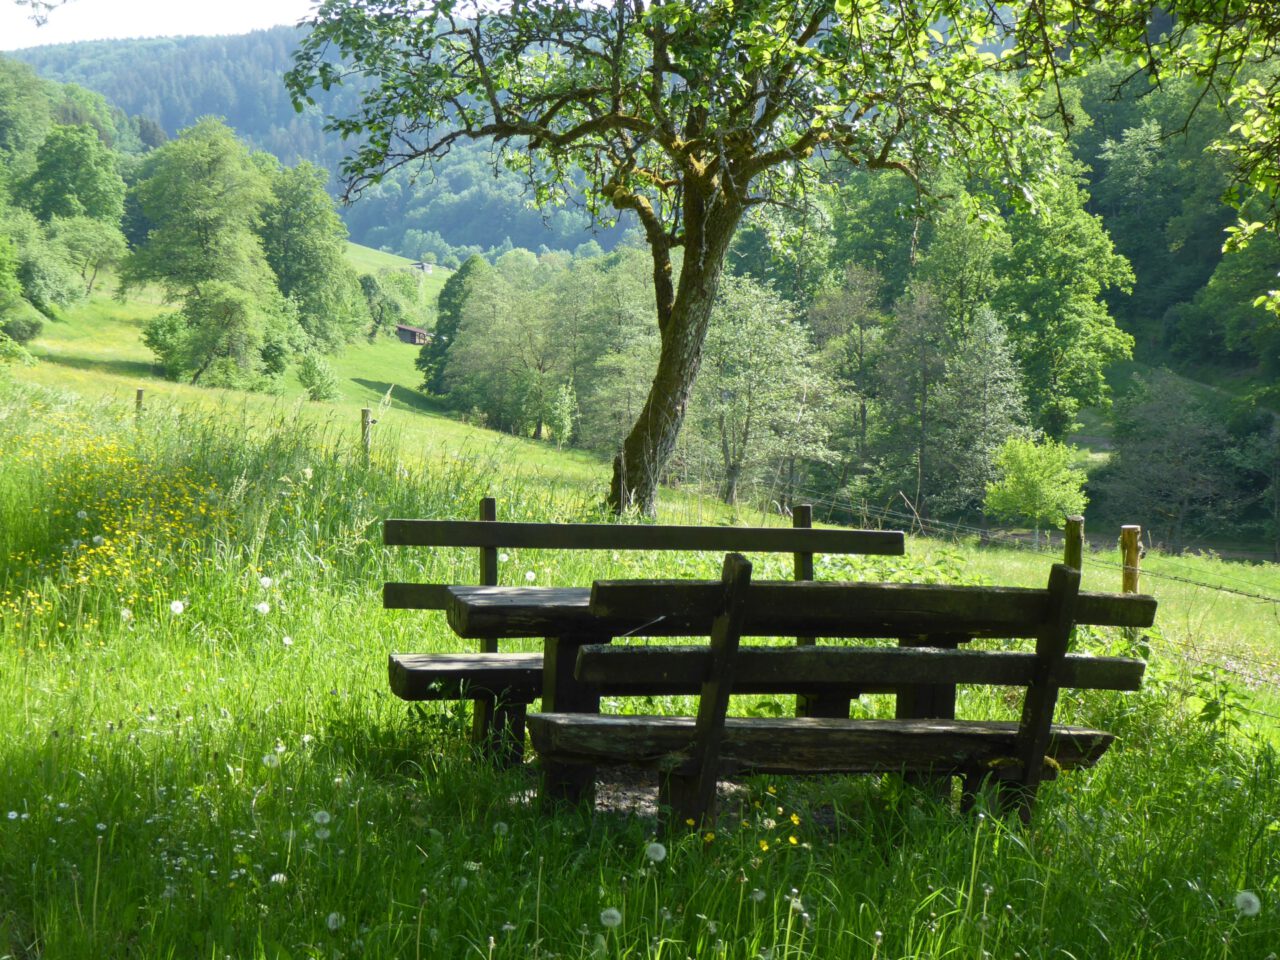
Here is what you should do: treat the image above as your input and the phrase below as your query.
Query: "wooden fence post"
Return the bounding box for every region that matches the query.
[1120,524,1144,655]
[1120,525,1141,594]
[361,408,373,465]
[135,388,144,423]
[1063,515,1084,571]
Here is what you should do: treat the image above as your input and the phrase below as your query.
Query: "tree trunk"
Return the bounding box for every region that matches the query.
[609,196,741,515]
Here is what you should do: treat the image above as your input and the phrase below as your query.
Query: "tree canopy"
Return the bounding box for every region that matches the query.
[289,0,1280,512]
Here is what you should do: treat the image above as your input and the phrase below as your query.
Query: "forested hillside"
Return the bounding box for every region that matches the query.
[0,57,435,394]
[13,28,628,265]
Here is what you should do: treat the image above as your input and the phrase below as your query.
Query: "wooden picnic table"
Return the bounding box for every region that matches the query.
[433,566,1158,820]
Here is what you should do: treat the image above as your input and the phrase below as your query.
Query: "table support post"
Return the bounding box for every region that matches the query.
[897,633,966,801]
[541,633,610,806]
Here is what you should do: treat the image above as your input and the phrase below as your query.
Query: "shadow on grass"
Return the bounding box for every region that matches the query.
[352,378,449,415]
[38,352,161,380]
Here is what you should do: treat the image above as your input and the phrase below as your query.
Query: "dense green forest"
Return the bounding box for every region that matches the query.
[13,28,629,265]
[5,27,1280,552]
[0,57,433,391]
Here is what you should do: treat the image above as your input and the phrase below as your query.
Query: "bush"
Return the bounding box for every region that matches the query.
[0,314,43,345]
[297,352,340,401]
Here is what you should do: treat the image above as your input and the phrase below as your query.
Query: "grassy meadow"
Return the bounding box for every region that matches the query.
[1,368,1279,960]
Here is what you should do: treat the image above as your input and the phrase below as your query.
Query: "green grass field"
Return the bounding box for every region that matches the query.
[2,260,1279,958]
[1,380,1277,959]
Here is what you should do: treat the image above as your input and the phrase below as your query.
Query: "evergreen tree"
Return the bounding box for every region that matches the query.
[417,253,487,395]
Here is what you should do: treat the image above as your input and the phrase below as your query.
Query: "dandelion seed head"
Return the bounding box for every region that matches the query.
[76,510,88,520]
[525,570,536,582]
[492,820,509,836]
[260,576,273,589]
[255,602,271,615]
[262,754,280,769]
[314,827,330,840]
[313,810,331,825]
[1236,890,1262,917]
[7,811,17,821]
[499,553,509,562]
[326,911,345,931]
[169,600,185,615]
[600,907,622,928]
[92,535,104,546]
[645,841,667,862]
[750,888,765,903]
[283,636,293,647]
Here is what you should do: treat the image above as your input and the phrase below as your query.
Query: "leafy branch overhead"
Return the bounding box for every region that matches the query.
[288,0,1280,512]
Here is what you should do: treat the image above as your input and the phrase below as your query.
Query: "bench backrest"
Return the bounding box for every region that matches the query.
[579,554,1134,822]
[587,578,1157,635]
[383,497,905,612]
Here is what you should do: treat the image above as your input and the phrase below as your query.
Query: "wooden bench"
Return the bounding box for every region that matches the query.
[383,497,905,763]
[526,553,1157,825]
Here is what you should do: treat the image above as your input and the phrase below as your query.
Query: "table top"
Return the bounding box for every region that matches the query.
[443,580,1157,640]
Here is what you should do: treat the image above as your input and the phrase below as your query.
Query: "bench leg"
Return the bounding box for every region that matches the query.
[658,770,708,833]
[472,696,527,768]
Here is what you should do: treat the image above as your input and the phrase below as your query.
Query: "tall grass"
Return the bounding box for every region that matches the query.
[1,378,1278,959]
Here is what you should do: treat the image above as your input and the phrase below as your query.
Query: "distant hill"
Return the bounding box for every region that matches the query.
[12,28,627,263]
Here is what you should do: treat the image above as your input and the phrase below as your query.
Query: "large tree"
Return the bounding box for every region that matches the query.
[289,0,1280,512]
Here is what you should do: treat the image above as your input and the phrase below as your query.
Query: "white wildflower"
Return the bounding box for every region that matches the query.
[282,636,293,647]
[120,608,132,622]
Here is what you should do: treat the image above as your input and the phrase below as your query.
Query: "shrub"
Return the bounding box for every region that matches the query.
[0,314,43,345]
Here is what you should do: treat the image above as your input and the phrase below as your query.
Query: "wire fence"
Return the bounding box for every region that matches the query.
[716,478,1280,721]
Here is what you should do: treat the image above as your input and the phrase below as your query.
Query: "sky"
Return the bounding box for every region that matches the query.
[0,0,317,51]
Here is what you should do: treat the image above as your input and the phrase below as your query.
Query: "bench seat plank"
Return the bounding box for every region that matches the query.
[574,644,1145,692]
[389,653,543,701]
[527,713,1115,776]
[384,519,904,555]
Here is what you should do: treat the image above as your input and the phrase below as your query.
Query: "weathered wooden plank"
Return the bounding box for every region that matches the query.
[678,553,753,827]
[588,580,1157,634]
[1014,564,1081,818]
[572,644,1146,692]
[383,582,455,610]
[527,714,1115,775]
[384,519,905,555]
[443,581,1157,638]
[388,653,543,700]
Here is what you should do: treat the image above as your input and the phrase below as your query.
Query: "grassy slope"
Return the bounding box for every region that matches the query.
[16,245,614,491]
